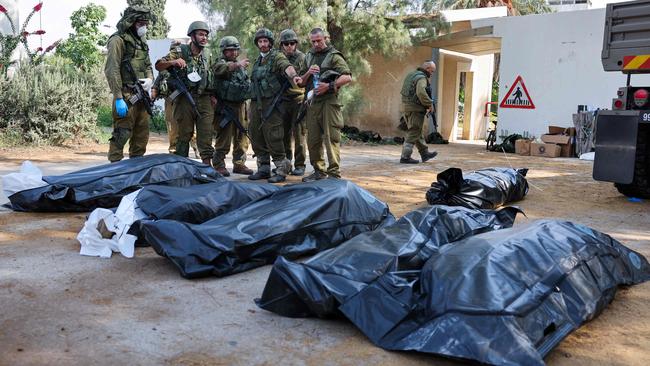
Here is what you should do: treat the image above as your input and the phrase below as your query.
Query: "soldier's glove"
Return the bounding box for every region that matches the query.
[115,98,129,118]
[139,78,153,91]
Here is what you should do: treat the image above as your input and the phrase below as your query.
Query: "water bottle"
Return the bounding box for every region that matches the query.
[313,71,320,90]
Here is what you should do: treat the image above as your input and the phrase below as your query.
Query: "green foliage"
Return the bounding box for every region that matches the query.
[0,56,110,146]
[149,105,167,133]
[511,0,553,15]
[127,0,170,39]
[196,0,414,76]
[97,104,166,134]
[96,104,113,128]
[429,0,551,15]
[195,0,426,122]
[56,3,107,70]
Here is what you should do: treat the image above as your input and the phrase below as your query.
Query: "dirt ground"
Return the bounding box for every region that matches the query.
[0,134,648,365]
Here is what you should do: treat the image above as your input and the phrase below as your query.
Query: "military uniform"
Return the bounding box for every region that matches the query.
[156,32,214,160]
[104,6,153,162]
[400,68,437,163]
[301,46,351,178]
[212,37,251,175]
[249,45,294,180]
[280,50,307,174]
[152,71,178,153]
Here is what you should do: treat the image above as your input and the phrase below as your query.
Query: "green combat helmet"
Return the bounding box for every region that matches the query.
[219,36,241,52]
[187,21,210,36]
[279,29,298,43]
[117,5,154,33]
[254,28,274,46]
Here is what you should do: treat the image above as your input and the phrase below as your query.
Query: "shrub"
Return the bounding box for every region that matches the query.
[0,56,110,146]
[96,104,113,128]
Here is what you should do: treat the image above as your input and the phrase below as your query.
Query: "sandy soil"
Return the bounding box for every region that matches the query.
[0,135,648,365]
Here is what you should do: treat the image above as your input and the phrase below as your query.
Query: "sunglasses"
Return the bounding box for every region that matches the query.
[282,41,297,46]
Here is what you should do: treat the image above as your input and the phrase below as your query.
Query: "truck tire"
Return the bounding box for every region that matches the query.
[615,123,650,198]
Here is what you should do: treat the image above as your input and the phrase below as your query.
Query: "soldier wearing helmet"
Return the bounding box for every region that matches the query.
[278,29,308,176]
[248,28,302,183]
[155,21,216,167]
[104,5,154,162]
[399,61,438,164]
[297,27,352,182]
[211,36,254,176]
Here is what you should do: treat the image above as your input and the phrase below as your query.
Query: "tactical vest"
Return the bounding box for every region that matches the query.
[175,44,211,94]
[251,50,284,99]
[305,47,344,98]
[214,58,251,103]
[113,31,150,84]
[285,51,306,96]
[401,70,429,105]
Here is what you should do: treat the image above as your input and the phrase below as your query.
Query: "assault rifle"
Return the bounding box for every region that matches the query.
[219,104,251,141]
[122,60,154,116]
[167,67,200,116]
[256,80,290,129]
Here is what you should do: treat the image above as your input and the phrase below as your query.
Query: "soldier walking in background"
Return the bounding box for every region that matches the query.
[399,61,438,164]
[104,5,154,162]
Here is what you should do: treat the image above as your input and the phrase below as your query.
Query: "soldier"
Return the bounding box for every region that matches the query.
[155,21,215,167]
[399,61,438,164]
[212,36,254,176]
[104,5,154,162]
[278,28,308,176]
[297,28,352,182]
[248,28,301,183]
[151,69,200,158]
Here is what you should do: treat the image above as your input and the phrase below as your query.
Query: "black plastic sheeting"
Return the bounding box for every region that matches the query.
[135,181,279,224]
[7,154,221,212]
[261,217,650,365]
[256,205,522,318]
[426,167,528,209]
[137,179,395,278]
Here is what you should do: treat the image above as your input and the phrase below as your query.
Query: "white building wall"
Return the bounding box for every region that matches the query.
[474,9,650,139]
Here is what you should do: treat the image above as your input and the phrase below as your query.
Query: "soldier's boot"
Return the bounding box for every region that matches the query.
[175,141,190,158]
[268,159,291,183]
[233,164,253,175]
[216,166,230,176]
[420,149,438,162]
[202,157,218,170]
[302,170,328,183]
[400,143,419,164]
[212,153,230,176]
[249,163,271,180]
[291,167,305,176]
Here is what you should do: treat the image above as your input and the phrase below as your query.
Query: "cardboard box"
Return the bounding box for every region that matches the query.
[531,142,561,158]
[548,125,576,136]
[542,125,576,157]
[515,139,532,156]
[541,134,571,145]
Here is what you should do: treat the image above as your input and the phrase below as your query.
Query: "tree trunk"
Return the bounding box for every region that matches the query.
[326,0,344,51]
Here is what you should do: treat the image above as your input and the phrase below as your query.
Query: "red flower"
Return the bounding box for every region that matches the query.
[22,31,30,37]
[34,30,46,35]
[36,47,43,52]
[0,5,7,13]
[33,3,43,12]
[44,40,61,53]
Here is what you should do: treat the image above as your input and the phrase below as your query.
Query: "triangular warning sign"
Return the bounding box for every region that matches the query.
[500,75,535,109]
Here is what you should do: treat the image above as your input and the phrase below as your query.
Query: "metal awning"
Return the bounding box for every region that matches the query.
[423,26,501,55]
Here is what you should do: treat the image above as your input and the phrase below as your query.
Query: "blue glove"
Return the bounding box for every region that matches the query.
[115,98,128,118]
